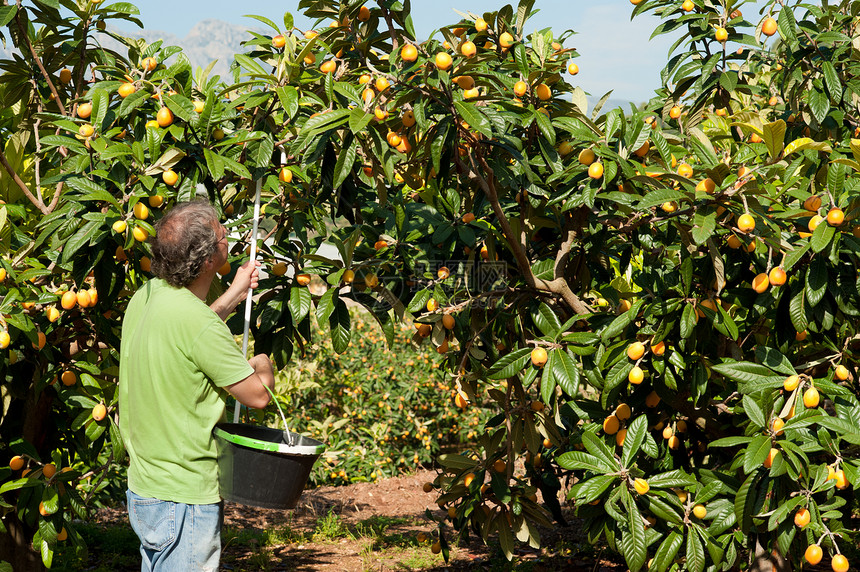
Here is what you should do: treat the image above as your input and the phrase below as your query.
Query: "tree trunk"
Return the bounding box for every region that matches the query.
[0,512,45,571]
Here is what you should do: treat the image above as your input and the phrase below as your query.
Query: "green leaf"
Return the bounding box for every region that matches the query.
[533,302,562,337]
[806,257,828,307]
[289,286,312,324]
[686,525,705,572]
[203,148,225,180]
[348,108,373,135]
[621,414,647,467]
[810,220,836,253]
[454,101,492,138]
[808,89,830,124]
[742,395,766,429]
[487,347,532,380]
[65,177,119,209]
[647,469,696,489]
[709,436,754,448]
[638,188,686,210]
[762,120,786,160]
[557,451,614,473]
[550,349,580,397]
[328,299,351,354]
[581,431,617,469]
[332,136,357,189]
[652,531,683,572]
[823,61,843,98]
[734,472,757,534]
[743,435,772,473]
[691,211,716,245]
[621,500,647,572]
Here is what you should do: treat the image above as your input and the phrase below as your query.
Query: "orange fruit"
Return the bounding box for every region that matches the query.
[77,102,92,119]
[61,290,78,310]
[628,366,645,384]
[415,323,431,338]
[794,508,810,528]
[493,459,506,473]
[768,267,787,286]
[76,290,91,308]
[57,528,67,541]
[803,195,822,212]
[578,148,596,166]
[279,167,293,183]
[567,62,579,75]
[627,341,646,360]
[681,0,694,9]
[535,83,551,101]
[803,387,820,408]
[464,472,475,487]
[762,17,778,36]
[156,107,173,128]
[827,207,844,226]
[715,27,728,42]
[645,391,661,407]
[513,80,528,97]
[320,60,337,74]
[375,77,390,92]
[141,57,157,72]
[78,123,94,138]
[442,314,455,330]
[431,541,441,554]
[454,75,475,89]
[669,105,682,119]
[365,273,379,288]
[59,68,72,84]
[696,178,716,193]
[39,502,50,516]
[752,273,770,294]
[454,391,468,409]
[162,169,178,186]
[148,195,164,208]
[832,554,849,572]
[588,162,604,179]
[9,456,24,471]
[772,418,785,436]
[133,201,149,220]
[808,214,824,232]
[531,347,548,367]
[61,370,76,386]
[615,428,627,447]
[132,226,148,242]
[434,52,452,70]
[677,163,693,178]
[651,340,666,356]
[783,375,800,391]
[460,40,476,57]
[615,403,631,421]
[118,82,136,98]
[805,545,823,565]
[46,307,60,323]
[499,32,514,48]
[401,44,418,62]
[835,365,850,381]
[272,34,286,48]
[462,212,476,224]
[603,415,620,435]
[43,463,57,478]
[737,213,755,232]
[296,274,312,286]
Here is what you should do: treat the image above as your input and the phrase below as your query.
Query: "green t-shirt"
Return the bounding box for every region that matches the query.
[118,278,253,504]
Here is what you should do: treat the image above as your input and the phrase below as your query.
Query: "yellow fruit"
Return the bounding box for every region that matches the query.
[133,201,149,220]
[715,27,728,42]
[464,472,475,487]
[278,167,293,183]
[764,447,779,468]
[677,163,693,178]
[603,415,620,435]
[60,290,77,310]
[794,508,810,528]
[46,306,60,323]
[296,274,312,286]
[162,169,178,186]
[667,435,680,449]
[499,32,514,48]
[78,123,94,138]
[77,102,92,119]
[578,148,596,166]
[59,68,72,84]
[696,178,716,193]
[769,267,787,286]
[627,342,645,360]
[803,387,820,408]
[535,83,551,101]
[761,17,778,36]
[669,105,682,119]
[752,273,770,294]
[831,554,849,572]
[835,365,850,381]
[272,34,286,49]
[615,403,631,421]
[76,290,91,308]
[375,77,390,92]
[804,544,823,565]
[343,269,354,283]
[827,207,845,226]
[783,375,800,391]
[460,40,476,57]
[633,478,649,495]
[531,347,548,367]
[772,418,785,436]
[271,262,287,276]
[117,82,136,98]
[809,214,824,232]
[681,0,694,9]
[401,44,418,62]
[627,366,644,384]
[435,52,453,70]
[141,57,158,72]
[132,226,148,242]
[588,162,604,179]
[693,504,707,519]
[737,213,755,232]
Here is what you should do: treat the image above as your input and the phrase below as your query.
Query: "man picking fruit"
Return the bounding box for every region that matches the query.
[118,200,274,571]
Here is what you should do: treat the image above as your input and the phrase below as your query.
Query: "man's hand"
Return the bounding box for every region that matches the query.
[210,259,261,321]
[226,354,275,409]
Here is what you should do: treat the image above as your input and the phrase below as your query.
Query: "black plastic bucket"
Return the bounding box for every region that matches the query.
[214,422,325,509]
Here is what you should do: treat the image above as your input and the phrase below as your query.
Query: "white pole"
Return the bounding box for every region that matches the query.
[233,178,263,423]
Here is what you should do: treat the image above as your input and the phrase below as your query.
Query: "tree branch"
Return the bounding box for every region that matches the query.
[0,147,49,214]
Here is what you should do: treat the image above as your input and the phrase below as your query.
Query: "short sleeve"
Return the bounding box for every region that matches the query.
[188,319,254,388]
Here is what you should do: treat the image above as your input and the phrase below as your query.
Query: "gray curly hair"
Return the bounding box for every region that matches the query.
[150,200,221,288]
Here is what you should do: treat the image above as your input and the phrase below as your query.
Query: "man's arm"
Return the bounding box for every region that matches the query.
[225,354,275,409]
[210,259,260,321]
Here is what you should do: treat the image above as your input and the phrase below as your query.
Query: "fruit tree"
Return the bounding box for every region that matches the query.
[1,0,859,570]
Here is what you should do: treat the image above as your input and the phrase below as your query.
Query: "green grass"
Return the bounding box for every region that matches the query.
[52,522,140,572]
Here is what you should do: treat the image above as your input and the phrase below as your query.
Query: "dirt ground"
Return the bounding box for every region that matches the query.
[91,468,623,571]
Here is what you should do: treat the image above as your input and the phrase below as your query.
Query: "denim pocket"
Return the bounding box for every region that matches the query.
[128,492,176,551]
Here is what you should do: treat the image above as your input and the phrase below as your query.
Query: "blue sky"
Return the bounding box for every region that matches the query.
[122,0,772,102]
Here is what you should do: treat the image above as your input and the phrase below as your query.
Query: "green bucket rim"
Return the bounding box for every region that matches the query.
[213,426,325,456]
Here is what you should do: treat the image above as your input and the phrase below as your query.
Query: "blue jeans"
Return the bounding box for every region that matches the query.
[127,490,223,572]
